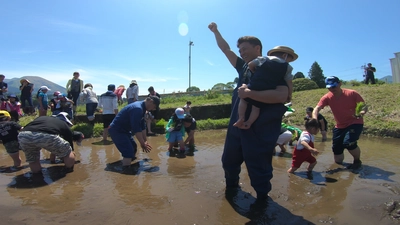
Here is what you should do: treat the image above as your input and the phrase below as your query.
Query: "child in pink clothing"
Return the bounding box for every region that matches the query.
[1,94,22,121]
[114,85,126,105]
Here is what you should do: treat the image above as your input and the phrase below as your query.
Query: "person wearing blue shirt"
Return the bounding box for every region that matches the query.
[108,96,160,168]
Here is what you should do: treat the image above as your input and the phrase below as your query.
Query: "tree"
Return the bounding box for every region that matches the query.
[186,86,200,92]
[234,77,239,84]
[308,61,325,88]
[226,82,236,89]
[293,72,305,79]
[211,83,233,91]
[292,78,319,92]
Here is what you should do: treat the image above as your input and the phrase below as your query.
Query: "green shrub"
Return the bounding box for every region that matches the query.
[349,79,362,86]
[293,78,319,92]
[204,89,221,100]
[156,118,167,129]
[375,79,386,85]
[196,118,229,130]
[72,123,103,138]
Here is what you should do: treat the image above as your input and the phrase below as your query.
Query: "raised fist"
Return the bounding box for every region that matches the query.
[208,22,218,32]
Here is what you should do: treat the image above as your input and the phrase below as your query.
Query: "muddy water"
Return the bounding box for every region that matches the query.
[0,130,400,225]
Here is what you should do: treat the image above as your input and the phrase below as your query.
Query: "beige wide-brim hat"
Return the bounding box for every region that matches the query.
[267,46,298,62]
[118,84,125,89]
[20,78,30,84]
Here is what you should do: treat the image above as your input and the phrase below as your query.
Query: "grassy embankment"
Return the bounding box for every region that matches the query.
[19,84,400,138]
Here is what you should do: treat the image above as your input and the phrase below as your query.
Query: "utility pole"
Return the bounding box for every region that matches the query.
[361,63,366,81]
[189,40,194,89]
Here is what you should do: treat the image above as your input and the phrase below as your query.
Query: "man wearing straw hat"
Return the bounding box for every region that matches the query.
[19,78,35,115]
[208,22,290,201]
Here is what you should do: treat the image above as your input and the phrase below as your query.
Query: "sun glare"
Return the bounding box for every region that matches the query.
[178,23,188,36]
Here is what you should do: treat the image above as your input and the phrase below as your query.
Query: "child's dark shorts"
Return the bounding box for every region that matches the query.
[4,140,20,154]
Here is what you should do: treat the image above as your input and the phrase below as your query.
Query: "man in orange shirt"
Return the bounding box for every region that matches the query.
[312,76,367,169]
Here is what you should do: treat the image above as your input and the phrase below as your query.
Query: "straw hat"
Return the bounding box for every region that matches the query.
[267,46,298,62]
[20,78,30,84]
[118,84,125,89]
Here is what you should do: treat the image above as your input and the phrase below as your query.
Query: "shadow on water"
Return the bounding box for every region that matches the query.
[292,171,339,186]
[92,140,114,145]
[225,188,315,225]
[7,165,70,189]
[105,158,160,175]
[326,163,395,182]
[0,165,29,174]
[38,158,81,165]
[167,147,198,157]
[275,152,292,159]
[358,165,396,182]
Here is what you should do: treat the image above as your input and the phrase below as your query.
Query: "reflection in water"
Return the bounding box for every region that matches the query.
[284,163,355,223]
[105,159,160,175]
[0,132,399,224]
[6,162,89,213]
[8,166,67,188]
[167,154,196,178]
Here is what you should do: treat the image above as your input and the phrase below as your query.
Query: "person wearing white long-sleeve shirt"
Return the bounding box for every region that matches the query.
[99,84,118,142]
[126,80,139,104]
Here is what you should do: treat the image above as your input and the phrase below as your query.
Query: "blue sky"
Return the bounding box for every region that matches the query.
[1,0,399,95]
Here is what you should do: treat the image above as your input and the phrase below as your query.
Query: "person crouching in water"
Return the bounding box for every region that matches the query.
[18,112,79,173]
[166,108,186,158]
[0,110,23,168]
[57,93,74,120]
[288,118,320,176]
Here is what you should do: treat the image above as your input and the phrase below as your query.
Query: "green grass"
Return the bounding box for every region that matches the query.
[285,83,400,137]
[74,91,233,113]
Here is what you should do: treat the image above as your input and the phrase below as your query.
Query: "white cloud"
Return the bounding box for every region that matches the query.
[49,20,99,35]
[205,59,214,66]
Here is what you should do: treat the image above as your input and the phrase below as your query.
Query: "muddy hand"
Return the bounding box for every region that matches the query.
[141,143,152,153]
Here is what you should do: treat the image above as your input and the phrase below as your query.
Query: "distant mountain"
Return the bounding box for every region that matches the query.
[379,75,393,83]
[4,76,66,96]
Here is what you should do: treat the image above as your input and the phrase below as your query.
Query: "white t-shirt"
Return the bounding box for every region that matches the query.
[295,131,314,150]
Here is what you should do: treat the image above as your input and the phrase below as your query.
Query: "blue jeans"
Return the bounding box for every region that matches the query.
[167,131,183,143]
[86,103,98,120]
[109,126,137,158]
[20,95,33,108]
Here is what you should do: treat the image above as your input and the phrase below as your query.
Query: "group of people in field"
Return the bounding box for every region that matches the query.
[0,22,369,208]
[0,71,199,175]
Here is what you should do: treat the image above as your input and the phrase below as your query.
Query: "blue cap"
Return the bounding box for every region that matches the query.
[325,76,340,88]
